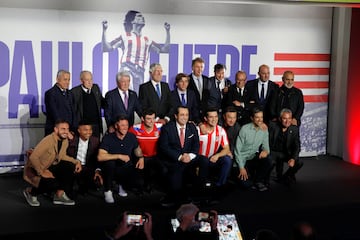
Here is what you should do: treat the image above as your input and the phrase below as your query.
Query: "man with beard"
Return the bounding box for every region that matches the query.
[23,119,82,206]
[270,70,304,126]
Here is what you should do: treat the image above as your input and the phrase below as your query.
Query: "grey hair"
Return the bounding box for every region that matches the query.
[280,108,292,118]
[149,63,162,73]
[56,69,70,79]
[176,203,199,222]
[116,71,131,82]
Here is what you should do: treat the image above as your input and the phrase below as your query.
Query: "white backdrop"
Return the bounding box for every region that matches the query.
[0,7,332,172]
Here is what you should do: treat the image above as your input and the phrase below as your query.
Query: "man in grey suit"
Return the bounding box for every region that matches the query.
[138,63,173,125]
[104,71,142,132]
[71,71,105,138]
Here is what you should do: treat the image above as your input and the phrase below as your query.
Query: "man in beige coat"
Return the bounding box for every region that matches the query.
[23,119,82,206]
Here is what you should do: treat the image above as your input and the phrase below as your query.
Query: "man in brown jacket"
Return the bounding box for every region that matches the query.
[23,119,82,206]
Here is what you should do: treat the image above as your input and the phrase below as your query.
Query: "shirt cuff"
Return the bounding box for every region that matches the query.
[189,153,196,160]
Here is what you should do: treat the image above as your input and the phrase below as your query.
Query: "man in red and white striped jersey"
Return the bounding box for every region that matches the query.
[129,109,164,192]
[102,10,171,94]
[198,108,232,186]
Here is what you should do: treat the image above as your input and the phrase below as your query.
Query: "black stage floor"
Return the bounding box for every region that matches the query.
[1,155,360,240]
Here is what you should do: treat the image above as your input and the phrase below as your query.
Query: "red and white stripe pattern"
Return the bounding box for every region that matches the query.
[198,125,229,158]
[118,32,154,68]
[273,53,330,103]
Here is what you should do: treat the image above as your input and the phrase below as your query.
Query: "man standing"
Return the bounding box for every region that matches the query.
[198,108,232,187]
[188,57,212,119]
[270,70,304,126]
[102,10,170,93]
[104,71,142,132]
[139,63,173,125]
[44,70,77,136]
[170,73,200,124]
[269,108,303,185]
[97,115,144,203]
[158,106,209,206]
[246,64,279,123]
[71,70,105,138]
[67,121,102,195]
[23,119,82,206]
[234,108,272,191]
[226,71,251,126]
[208,64,232,123]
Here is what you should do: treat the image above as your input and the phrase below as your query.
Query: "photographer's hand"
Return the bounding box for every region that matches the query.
[143,212,153,240]
[112,212,133,239]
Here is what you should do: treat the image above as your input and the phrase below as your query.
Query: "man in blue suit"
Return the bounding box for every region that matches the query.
[170,73,200,124]
[138,63,173,125]
[158,106,209,207]
[104,71,142,132]
[245,64,279,123]
[44,70,77,137]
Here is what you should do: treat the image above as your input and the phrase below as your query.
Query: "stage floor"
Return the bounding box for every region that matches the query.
[0,155,360,240]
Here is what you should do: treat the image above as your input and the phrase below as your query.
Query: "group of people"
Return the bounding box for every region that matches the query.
[22,57,305,208]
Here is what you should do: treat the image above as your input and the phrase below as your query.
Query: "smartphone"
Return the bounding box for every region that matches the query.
[126,214,147,226]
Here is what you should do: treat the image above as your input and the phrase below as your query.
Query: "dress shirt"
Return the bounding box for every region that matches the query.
[234,122,270,168]
[258,80,269,99]
[76,138,89,165]
[151,80,161,97]
[81,85,91,94]
[117,89,129,104]
[175,122,196,161]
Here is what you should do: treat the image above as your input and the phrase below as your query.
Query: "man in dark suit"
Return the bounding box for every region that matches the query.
[270,70,304,126]
[158,106,209,206]
[71,70,105,138]
[44,70,77,136]
[139,63,173,125]
[246,64,279,123]
[226,70,252,126]
[208,63,232,125]
[67,121,102,195]
[268,108,303,185]
[188,57,212,120]
[170,73,200,124]
[104,71,142,132]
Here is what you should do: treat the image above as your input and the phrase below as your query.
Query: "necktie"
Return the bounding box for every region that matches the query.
[260,83,265,103]
[180,127,185,148]
[156,83,161,99]
[87,89,90,94]
[181,93,186,106]
[123,91,128,110]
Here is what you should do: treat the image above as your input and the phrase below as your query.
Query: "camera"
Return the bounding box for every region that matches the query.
[126,213,147,226]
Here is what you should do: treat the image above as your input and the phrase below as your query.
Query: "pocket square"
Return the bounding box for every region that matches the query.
[188,134,194,138]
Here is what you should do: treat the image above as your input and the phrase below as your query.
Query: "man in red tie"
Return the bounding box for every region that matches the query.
[158,106,209,207]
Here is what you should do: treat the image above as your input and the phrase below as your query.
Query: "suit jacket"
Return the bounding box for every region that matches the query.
[226,84,252,125]
[104,88,142,127]
[67,135,100,170]
[71,84,105,133]
[270,85,304,125]
[138,81,172,119]
[158,121,200,163]
[245,79,279,122]
[23,132,78,188]
[207,77,232,112]
[44,84,77,135]
[188,74,212,116]
[170,89,200,124]
[268,121,300,161]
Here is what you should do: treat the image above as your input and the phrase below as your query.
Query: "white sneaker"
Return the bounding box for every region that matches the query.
[104,190,114,203]
[118,185,128,197]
